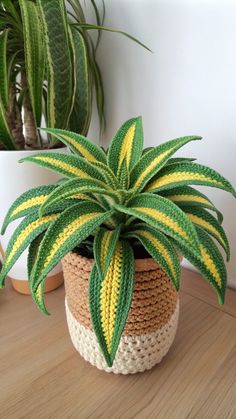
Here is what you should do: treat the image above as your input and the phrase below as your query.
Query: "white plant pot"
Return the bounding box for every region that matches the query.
[0,147,67,294]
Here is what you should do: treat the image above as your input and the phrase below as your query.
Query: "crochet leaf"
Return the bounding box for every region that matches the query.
[146,162,236,197]
[184,206,230,260]
[89,240,134,366]
[37,0,73,129]
[20,152,106,182]
[115,194,200,256]
[124,224,180,290]
[1,184,57,234]
[160,186,223,223]
[93,226,121,278]
[40,127,107,164]
[68,26,92,136]
[0,213,58,288]
[19,0,45,127]
[31,202,113,313]
[107,117,143,176]
[174,227,227,304]
[39,178,119,216]
[130,136,202,191]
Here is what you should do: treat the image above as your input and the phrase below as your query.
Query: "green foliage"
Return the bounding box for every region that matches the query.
[1,116,235,366]
[0,0,148,150]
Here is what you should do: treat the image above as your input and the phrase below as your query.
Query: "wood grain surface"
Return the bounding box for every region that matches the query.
[0,268,236,419]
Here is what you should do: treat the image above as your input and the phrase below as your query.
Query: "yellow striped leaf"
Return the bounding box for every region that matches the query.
[93,226,121,278]
[107,116,143,176]
[124,224,180,289]
[40,127,107,163]
[184,206,229,260]
[131,136,202,191]
[1,184,57,234]
[160,186,223,223]
[115,194,200,256]
[174,227,227,304]
[89,240,134,366]
[20,152,106,182]
[146,163,236,197]
[0,213,58,288]
[31,202,113,312]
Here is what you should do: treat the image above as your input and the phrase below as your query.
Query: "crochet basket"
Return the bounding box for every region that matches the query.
[62,252,179,374]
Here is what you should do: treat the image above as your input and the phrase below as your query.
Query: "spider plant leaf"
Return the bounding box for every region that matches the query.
[39,178,120,216]
[19,0,45,127]
[93,226,121,279]
[124,224,180,290]
[108,116,143,178]
[0,29,9,108]
[27,233,44,279]
[37,0,73,130]
[0,97,16,150]
[146,162,236,197]
[160,186,223,223]
[31,202,113,313]
[89,240,134,366]
[174,227,227,304]
[0,213,58,288]
[77,23,152,52]
[20,152,106,182]
[115,193,200,256]
[131,136,202,192]
[1,184,58,234]
[69,26,91,136]
[183,206,230,260]
[40,127,107,164]
[166,157,196,165]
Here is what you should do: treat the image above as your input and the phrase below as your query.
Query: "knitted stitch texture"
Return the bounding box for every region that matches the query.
[63,252,179,373]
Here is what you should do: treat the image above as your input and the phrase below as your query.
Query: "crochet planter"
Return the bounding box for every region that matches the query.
[62,252,179,374]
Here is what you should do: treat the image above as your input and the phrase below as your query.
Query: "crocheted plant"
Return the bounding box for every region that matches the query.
[0,116,235,366]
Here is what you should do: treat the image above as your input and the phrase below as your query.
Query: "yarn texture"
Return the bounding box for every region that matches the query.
[63,252,179,374]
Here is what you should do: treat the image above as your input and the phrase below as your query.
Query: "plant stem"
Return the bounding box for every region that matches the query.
[21,72,38,149]
[5,83,25,150]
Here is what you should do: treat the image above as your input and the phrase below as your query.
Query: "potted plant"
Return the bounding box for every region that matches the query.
[1,116,234,373]
[0,0,148,293]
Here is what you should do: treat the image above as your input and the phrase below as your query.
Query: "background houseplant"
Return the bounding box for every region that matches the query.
[0,116,235,373]
[0,0,148,292]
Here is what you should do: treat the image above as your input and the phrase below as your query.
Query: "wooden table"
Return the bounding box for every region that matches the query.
[1,268,236,419]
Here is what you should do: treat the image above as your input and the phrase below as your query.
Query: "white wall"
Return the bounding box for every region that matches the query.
[94,0,236,287]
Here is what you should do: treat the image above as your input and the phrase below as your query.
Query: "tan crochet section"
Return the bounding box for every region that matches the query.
[62,252,179,336]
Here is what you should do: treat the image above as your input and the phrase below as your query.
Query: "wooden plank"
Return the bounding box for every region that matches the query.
[181,268,236,318]
[0,270,236,419]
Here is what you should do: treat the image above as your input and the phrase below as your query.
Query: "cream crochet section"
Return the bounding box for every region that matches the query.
[65,298,179,374]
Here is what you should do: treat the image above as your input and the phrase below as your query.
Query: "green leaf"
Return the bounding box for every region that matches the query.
[160,185,223,223]
[124,224,180,290]
[77,23,152,52]
[69,26,91,135]
[19,0,45,126]
[89,240,134,366]
[1,184,57,234]
[174,227,227,304]
[37,0,73,129]
[146,162,236,197]
[0,212,58,288]
[31,202,113,313]
[93,226,121,278]
[20,152,106,182]
[107,116,143,177]
[115,193,200,256]
[0,29,9,108]
[130,136,202,192]
[40,127,107,164]
[183,206,230,260]
[39,178,120,216]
